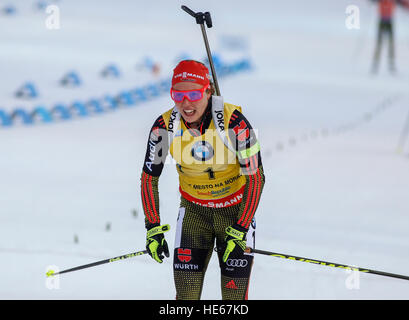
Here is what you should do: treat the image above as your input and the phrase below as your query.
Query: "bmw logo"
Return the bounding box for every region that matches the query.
[191,141,214,161]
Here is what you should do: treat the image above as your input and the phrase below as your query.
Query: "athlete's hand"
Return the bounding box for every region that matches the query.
[146,224,170,263]
[221,224,247,262]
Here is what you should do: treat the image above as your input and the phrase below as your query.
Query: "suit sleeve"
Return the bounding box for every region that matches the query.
[141,115,169,229]
[228,109,265,230]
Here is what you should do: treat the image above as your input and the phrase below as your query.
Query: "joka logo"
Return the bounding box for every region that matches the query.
[233,120,250,142]
[225,280,238,290]
[168,110,178,132]
[177,248,192,263]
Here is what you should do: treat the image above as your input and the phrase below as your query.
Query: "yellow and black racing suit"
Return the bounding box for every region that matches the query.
[141,97,265,300]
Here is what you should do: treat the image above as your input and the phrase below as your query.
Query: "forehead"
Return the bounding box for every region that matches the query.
[172,82,203,91]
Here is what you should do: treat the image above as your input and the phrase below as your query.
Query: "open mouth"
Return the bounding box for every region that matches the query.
[183,109,196,117]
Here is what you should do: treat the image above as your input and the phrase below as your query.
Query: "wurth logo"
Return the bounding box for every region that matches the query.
[225,280,238,290]
[177,248,192,263]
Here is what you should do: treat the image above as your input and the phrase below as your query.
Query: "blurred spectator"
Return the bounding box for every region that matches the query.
[371,0,409,74]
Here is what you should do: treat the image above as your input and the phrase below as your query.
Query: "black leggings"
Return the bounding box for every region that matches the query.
[373,20,395,70]
[173,197,255,300]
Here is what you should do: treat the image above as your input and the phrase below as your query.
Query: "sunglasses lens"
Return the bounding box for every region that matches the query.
[186,91,202,101]
[172,91,185,102]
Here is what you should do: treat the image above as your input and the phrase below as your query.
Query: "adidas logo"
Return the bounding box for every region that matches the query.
[225,280,238,290]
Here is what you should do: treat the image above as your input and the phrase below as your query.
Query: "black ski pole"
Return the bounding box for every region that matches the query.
[250,248,409,281]
[181,5,221,96]
[46,250,148,277]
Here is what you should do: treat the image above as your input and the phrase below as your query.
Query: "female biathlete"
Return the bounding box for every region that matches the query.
[140,60,265,300]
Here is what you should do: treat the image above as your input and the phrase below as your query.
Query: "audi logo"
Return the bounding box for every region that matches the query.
[226,259,248,267]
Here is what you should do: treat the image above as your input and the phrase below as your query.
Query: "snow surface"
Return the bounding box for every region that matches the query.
[1,0,409,300]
